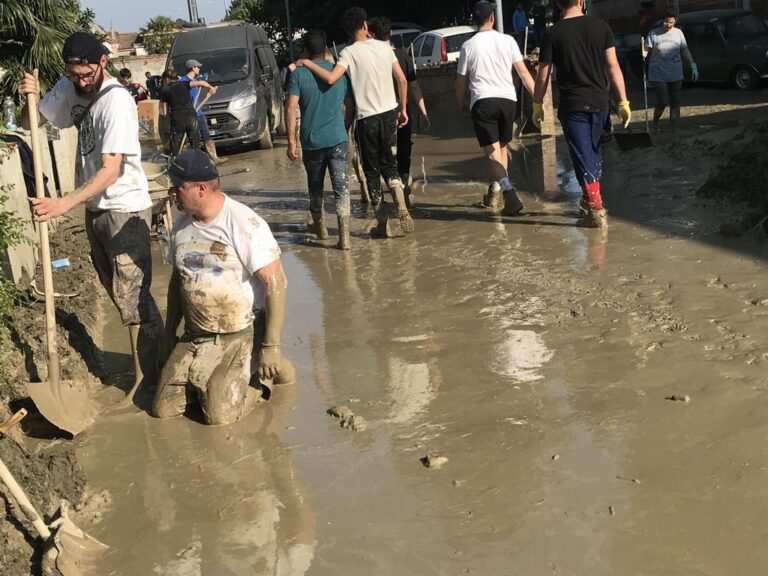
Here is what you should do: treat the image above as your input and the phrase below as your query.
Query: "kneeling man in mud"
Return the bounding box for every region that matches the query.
[153,150,293,425]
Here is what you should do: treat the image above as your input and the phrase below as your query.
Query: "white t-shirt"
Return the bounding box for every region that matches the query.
[337,39,398,119]
[39,77,151,213]
[457,30,523,108]
[171,196,281,335]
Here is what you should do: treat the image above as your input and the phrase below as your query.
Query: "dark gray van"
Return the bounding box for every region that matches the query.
[167,23,284,149]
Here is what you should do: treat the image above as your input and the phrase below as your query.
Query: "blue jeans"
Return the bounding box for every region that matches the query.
[558,111,611,187]
[302,141,350,217]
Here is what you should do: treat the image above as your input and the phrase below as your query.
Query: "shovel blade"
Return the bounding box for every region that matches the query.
[26,380,98,436]
[613,131,654,151]
[43,500,108,576]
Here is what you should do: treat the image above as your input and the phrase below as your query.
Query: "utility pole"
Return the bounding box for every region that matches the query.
[284,0,294,59]
[496,0,504,33]
[187,0,200,23]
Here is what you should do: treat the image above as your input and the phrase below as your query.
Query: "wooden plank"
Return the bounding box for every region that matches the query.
[0,146,38,284]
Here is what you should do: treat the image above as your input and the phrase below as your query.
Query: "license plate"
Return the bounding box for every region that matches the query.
[209,129,218,136]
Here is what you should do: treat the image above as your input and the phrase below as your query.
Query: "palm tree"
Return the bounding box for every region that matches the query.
[0,0,95,103]
[140,16,178,55]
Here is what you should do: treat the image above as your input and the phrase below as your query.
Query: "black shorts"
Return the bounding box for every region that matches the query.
[470,97,516,147]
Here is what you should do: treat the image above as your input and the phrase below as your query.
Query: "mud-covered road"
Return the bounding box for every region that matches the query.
[73,86,768,575]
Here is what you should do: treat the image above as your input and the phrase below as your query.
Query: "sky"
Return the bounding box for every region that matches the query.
[81,0,229,32]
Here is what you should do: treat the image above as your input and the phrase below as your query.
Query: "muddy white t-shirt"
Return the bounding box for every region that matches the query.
[171,196,281,335]
[337,39,398,119]
[457,30,523,107]
[39,77,151,213]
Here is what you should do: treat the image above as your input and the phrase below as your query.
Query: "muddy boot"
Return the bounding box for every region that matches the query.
[501,187,524,216]
[578,195,589,217]
[337,214,351,250]
[577,209,608,228]
[400,172,413,208]
[390,182,415,233]
[307,210,329,240]
[205,140,228,165]
[482,183,502,211]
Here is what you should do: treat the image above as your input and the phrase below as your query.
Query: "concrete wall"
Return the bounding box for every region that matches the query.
[0,126,77,284]
[110,54,168,79]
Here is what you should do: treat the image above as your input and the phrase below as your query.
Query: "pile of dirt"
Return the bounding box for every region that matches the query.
[0,218,104,576]
[697,119,768,210]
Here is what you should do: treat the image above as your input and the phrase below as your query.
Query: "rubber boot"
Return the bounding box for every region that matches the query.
[205,140,228,165]
[400,172,413,208]
[576,181,608,228]
[482,182,502,211]
[501,187,524,216]
[337,214,351,250]
[307,210,329,239]
[390,181,415,233]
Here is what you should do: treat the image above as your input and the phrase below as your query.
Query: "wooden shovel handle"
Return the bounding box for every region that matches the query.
[0,408,27,434]
[0,454,51,539]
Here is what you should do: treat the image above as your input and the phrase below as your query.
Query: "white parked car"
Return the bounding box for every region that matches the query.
[409,26,477,69]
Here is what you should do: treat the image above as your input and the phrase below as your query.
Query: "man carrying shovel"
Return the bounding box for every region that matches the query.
[19,32,163,405]
[531,0,631,228]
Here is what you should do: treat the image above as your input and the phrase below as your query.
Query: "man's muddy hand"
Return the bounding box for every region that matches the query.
[29,196,71,221]
[259,345,284,380]
[18,70,40,97]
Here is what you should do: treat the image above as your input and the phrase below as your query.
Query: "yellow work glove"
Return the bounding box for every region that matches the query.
[531,102,544,128]
[618,100,632,128]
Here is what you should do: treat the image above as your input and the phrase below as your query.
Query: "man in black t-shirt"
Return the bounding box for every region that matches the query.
[160,69,201,157]
[532,0,630,228]
[369,16,430,206]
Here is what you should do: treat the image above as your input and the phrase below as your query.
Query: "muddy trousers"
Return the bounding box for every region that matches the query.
[559,111,611,210]
[396,118,413,180]
[653,80,682,126]
[86,208,162,388]
[170,114,202,157]
[302,141,350,217]
[354,109,401,205]
[153,312,269,425]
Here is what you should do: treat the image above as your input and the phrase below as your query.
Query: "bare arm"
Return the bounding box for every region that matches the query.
[514,59,535,97]
[533,62,552,104]
[604,47,628,102]
[681,46,694,66]
[455,74,469,112]
[30,152,123,220]
[256,258,288,348]
[296,60,347,85]
[408,80,428,118]
[392,61,409,127]
[160,268,183,365]
[285,94,299,160]
[189,80,214,89]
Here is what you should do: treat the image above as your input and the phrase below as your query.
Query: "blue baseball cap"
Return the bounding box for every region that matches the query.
[167,149,219,186]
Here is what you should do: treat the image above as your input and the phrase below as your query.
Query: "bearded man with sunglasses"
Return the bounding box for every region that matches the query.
[19,32,163,404]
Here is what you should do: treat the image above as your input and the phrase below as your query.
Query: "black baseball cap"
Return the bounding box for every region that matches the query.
[62,32,108,65]
[168,149,219,186]
[472,0,497,23]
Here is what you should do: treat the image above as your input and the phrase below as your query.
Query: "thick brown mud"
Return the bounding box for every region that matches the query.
[5,85,768,575]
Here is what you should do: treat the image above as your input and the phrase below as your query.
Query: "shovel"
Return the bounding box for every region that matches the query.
[0,453,107,575]
[613,37,653,151]
[25,71,99,436]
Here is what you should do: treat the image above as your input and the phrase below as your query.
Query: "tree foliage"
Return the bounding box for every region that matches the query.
[226,0,473,62]
[141,15,178,55]
[0,0,96,104]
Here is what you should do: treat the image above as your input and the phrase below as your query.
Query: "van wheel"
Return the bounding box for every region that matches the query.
[732,65,759,90]
[257,122,273,149]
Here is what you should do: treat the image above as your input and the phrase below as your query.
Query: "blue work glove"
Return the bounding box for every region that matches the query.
[690,63,699,82]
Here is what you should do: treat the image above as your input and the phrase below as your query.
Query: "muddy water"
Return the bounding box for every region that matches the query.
[77,101,768,575]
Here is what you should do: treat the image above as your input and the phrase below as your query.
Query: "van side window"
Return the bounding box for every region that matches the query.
[688,23,720,45]
[255,46,273,75]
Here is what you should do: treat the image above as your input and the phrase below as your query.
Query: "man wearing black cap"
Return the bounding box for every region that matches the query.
[180,59,225,164]
[456,1,536,216]
[19,31,162,402]
[153,149,293,425]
